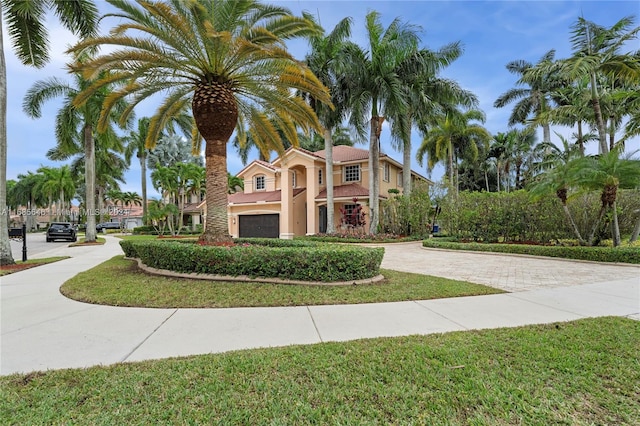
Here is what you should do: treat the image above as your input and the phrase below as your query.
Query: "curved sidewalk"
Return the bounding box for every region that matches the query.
[1,237,638,376]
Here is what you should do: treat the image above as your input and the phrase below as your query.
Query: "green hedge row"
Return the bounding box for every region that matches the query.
[422,239,640,264]
[120,240,384,282]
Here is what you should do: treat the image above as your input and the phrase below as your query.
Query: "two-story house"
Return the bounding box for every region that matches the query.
[227,145,431,238]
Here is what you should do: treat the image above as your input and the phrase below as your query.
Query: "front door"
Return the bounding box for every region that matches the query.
[319,205,327,234]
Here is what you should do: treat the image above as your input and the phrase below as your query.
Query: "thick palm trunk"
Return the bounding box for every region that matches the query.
[201,139,231,243]
[84,126,97,242]
[0,19,13,265]
[368,117,382,235]
[629,213,640,243]
[323,128,335,234]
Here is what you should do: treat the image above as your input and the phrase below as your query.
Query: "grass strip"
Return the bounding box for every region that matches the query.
[0,256,70,276]
[60,255,503,308]
[1,317,638,424]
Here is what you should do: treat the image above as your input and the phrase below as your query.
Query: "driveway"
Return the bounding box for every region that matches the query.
[377,241,640,292]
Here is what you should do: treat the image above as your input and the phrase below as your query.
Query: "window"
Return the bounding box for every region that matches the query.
[255,175,265,191]
[383,162,390,182]
[318,168,323,185]
[397,171,403,187]
[343,165,360,182]
[291,171,297,188]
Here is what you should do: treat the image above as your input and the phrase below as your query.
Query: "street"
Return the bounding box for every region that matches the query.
[9,232,73,260]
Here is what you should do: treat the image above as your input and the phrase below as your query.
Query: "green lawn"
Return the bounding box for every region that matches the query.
[60,256,503,308]
[1,317,638,424]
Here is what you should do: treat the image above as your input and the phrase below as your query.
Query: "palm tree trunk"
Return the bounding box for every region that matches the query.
[201,138,232,244]
[577,121,585,156]
[560,202,585,244]
[368,116,382,235]
[324,127,335,234]
[542,123,551,144]
[447,138,454,189]
[0,18,14,264]
[403,134,412,198]
[610,201,621,247]
[587,204,607,246]
[629,212,640,243]
[590,72,608,154]
[140,154,148,225]
[496,161,501,192]
[484,168,489,192]
[84,125,97,242]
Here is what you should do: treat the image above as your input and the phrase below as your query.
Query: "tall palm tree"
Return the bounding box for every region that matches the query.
[0,0,97,264]
[10,171,47,230]
[303,13,353,234]
[343,11,421,234]
[36,165,75,221]
[494,50,559,144]
[124,113,193,224]
[392,43,477,197]
[23,54,129,242]
[69,0,331,244]
[552,16,640,154]
[120,191,142,230]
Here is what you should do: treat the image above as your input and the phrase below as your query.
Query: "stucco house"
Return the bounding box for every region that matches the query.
[227,145,431,238]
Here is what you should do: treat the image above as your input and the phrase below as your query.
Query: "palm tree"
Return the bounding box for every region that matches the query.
[303,13,353,234]
[416,109,490,193]
[23,54,129,242]
[392,43,478,197]
[120,191,142,230]
[0,0,97,264]
[528,135,585,244]
[494,50,559,144]
[574,147,640,247]
[343,11,421,234]
[227,173,244,194]
[10,171,47,231]
[36,165,75,221]
[69,0,331,244]
[556,16,640,154]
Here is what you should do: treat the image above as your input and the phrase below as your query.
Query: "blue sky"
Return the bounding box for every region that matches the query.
[4,1,639,200]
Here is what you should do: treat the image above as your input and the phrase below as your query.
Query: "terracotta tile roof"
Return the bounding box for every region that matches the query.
[255,160,276,170]
[313,145,370,162]
[183,202,204,213]
[228,188,305,204]
[315,183,388,200]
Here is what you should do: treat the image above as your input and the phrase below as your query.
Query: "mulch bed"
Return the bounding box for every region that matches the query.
[0,262,43,275]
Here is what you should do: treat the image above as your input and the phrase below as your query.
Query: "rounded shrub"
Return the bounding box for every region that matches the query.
[120,239,384,282]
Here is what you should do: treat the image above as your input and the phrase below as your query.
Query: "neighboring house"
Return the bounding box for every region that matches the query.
[227,145,431,238]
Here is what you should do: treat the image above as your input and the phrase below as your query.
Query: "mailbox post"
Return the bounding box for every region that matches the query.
[22,224,27,261]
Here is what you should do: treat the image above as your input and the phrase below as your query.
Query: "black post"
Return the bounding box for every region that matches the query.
[21,223,27,262]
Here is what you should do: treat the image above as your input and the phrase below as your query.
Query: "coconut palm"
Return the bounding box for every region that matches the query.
[342,11,422,234]
[23,54,129,242]
[494,50,559,144]
[0,0,97,264]
[69,0,330,243]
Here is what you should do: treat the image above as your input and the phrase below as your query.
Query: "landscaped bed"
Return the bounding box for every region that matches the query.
[423,238,640,264]
[120,238,384,283]
[1,317,638,424]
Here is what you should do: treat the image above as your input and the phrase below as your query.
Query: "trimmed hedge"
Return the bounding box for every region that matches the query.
[422,239,640,264]
[120,239,384,282]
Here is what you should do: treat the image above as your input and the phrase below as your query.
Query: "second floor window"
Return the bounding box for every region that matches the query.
[255,175,265,190]
[383,162,390,182]
[318,168,323,185]
[397,171,403,187]
[291,171,297,188]
[344,165,360,182]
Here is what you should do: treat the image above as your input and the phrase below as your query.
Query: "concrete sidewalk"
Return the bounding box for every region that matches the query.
[1,237,638,375]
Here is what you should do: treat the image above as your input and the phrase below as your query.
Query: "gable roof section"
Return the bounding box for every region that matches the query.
[235,159,277,178]
[315,183,387,200]
[314,145,369,162]
[228,188,305,205]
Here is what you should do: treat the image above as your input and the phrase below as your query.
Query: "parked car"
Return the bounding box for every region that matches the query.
[46,222,77,242]
[96,222,122,232]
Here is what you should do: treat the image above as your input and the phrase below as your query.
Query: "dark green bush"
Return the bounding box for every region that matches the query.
[120,240,384,282]
[422,239,640,264]
[132,226,158,235]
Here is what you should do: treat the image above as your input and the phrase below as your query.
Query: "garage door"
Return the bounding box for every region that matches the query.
[239,214,279,238]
